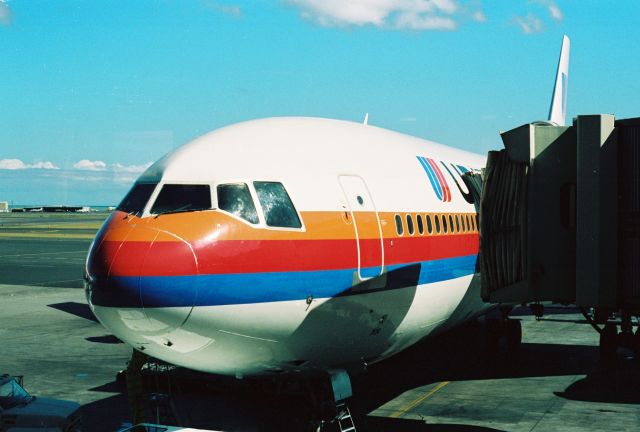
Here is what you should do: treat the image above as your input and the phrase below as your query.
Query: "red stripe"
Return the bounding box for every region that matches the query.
[98,235,478,277]
[427,158,451,202]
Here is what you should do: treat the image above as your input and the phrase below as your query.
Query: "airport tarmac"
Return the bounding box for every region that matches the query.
[1,213,640,431]
[0,212,102,287]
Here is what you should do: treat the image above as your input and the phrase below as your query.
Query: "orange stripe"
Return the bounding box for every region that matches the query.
[101,210,478,243]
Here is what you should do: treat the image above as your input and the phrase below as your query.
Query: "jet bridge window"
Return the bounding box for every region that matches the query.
[217,183,259,224]
[254,181,302,228]
[117,183,157,216]
[151,184,211,215]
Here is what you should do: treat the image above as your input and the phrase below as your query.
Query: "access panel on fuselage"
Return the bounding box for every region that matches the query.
[338,175,384,279]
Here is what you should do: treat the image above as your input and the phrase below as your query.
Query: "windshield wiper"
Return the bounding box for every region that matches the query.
[153,205,196,218]
[123,210,137,220]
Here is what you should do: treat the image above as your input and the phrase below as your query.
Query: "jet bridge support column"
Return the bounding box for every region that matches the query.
[576,115,617,311]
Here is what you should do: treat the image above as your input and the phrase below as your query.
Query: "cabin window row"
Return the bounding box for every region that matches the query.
[117,181,302,229]
[394,213,478,236]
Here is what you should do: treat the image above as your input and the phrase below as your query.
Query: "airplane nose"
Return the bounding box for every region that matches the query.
[86,223,198,334]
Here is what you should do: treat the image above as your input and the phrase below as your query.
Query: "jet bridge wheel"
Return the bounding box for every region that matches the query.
[506,319,522,350]
[599,323,618,362]
[634,329,640,359]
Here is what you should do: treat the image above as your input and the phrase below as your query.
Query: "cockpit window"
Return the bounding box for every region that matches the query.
[116,183,157,216]
[217,183,259,224]
[254,181,302,228]
[150,184,211,215]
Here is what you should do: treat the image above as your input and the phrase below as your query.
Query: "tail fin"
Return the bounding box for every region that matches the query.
[548,35,570,126]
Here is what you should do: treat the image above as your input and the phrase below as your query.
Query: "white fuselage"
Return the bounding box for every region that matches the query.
[86,117,490,376]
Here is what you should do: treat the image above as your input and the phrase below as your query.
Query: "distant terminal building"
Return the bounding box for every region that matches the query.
[0,201,8,212]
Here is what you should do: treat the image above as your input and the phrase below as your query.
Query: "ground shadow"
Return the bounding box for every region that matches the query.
[86,335,123,344]
[555,359,640,404]
[47,301,98,322]
[363,417,505,432]
[81,393,130,432]
[349,318,604,420]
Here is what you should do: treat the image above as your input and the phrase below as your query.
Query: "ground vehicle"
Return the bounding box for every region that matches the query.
[0,375,82,432]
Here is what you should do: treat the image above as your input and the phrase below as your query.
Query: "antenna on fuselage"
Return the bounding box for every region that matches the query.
[363,113,369,125]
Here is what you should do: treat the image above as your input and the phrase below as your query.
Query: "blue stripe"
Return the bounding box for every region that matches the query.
[90,255,478,308]
[417,156,443,200]
[456,164,469,174]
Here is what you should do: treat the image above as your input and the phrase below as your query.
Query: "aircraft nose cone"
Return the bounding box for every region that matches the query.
[86,224,198,334]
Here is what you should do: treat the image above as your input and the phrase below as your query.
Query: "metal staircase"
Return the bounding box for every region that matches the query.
[336,404,356,432]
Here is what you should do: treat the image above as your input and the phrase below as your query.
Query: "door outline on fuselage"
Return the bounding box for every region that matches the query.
[338,175,385,280]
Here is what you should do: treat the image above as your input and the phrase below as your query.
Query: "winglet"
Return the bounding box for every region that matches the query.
[548,35,570,126]
[363,113,369,125]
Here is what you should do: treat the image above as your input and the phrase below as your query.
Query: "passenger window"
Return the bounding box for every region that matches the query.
[417,214,424,235]
[434,214,441,234]
[117,183,157,216]
[395,214,403,236]
[426,214,433,234]
[217,183,259,224]
[254,182,302,228]
[475,214,479,231]
[442,214,448,233]
[455,215,460,233]
[406,214,414,235]
[449,215,454,233]
[151,184,211,215]
[462,214,467,232]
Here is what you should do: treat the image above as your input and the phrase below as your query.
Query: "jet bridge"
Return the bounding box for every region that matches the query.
[479,114,640,357]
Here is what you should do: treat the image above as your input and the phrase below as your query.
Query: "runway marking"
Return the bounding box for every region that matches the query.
[0,232,95,240]
[389,381,449,418]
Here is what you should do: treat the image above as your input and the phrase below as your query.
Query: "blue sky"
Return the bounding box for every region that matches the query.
[1,0,639,205]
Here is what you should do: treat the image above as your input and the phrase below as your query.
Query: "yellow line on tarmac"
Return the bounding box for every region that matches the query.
[0,232,95,240]
[389,381,450,418]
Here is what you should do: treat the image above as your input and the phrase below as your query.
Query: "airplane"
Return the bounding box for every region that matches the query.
[85,35,570,425]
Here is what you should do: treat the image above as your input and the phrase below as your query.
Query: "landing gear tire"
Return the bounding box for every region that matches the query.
[599,323,618,362]
[506,319,522,351]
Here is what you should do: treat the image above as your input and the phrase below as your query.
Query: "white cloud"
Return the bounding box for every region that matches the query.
[513,12,544,34]
[286,0,466,31]
[532,0,563,21]
[0,158,59,170]
[73,159,107,171]
[0,0,12,27]
[29,161,59,169]
[111,162,153,173]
